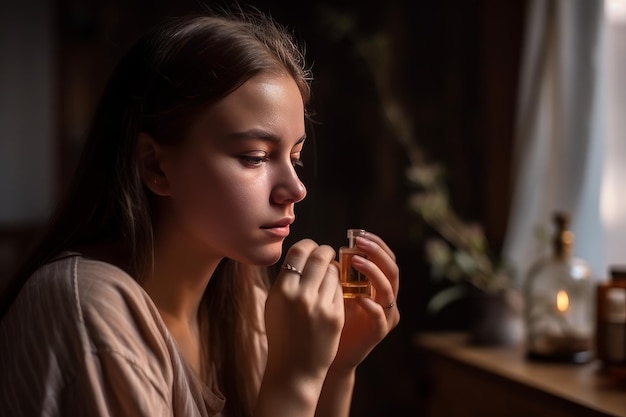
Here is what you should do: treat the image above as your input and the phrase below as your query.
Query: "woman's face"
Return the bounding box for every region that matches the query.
[157,73,307,266]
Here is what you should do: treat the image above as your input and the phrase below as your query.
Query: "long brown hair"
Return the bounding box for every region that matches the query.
[2,10,311,417]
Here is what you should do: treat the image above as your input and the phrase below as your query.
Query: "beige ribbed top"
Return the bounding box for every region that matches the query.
[0,253,230,416]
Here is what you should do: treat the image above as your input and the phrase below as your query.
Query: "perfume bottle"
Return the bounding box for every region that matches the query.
[523,211,594,363]
[339,229,371,298]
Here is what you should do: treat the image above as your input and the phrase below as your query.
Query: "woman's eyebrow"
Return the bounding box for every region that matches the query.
[228,129,306,145]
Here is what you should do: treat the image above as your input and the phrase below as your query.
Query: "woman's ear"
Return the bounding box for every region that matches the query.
[136,132,171,196]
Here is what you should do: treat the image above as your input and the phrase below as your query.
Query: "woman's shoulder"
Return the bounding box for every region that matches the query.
[69,255,167,339]
[23,253,169,351]
[71,254,148,305]
[26,252,150,314]
[40,253,176,377]
[0,255,198,415]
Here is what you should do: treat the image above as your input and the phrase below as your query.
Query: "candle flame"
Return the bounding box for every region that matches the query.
[556,290,569,312]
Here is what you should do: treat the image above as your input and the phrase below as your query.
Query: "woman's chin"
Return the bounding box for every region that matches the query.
[244,248,283,267]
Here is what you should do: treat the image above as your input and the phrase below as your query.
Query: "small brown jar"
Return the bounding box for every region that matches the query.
[596,268,626,376]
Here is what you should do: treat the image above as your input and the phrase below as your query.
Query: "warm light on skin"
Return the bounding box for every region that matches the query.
[556,290,569,313]
[152,73,307,268]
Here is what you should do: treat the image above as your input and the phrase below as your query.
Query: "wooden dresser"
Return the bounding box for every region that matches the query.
[415,332,625,417]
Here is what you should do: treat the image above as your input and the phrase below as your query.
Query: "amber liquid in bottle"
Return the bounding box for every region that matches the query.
[340,229,371,298]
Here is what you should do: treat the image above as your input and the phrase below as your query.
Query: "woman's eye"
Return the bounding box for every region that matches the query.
[239,155,268,166]
[238,152,303,169]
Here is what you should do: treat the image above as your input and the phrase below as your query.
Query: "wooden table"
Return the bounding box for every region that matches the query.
[415,332,625,417]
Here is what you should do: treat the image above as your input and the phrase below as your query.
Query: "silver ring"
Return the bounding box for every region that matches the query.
[282,263,303,276]
[383,301,395,310]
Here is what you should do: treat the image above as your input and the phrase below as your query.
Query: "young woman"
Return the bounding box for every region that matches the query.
[0,10,400,417]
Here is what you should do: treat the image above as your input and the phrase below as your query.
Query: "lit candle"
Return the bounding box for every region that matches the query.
[556,290,569,313]
[555,290,573,333]
[545,289,592,358]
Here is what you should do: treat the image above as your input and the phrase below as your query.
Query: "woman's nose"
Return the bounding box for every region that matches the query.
[271,164,307,204]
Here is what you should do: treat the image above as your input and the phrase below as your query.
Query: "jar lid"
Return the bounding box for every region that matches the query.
[610,267,626,280]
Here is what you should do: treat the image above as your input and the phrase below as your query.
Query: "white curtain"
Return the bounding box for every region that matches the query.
[602,1,626,271]
[503,0,607,281]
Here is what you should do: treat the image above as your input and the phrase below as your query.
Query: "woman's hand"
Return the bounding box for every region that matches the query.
[331,231,400,373]
[263,239,345,383]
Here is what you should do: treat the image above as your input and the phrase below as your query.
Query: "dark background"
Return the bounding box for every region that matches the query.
[3,0,527,415]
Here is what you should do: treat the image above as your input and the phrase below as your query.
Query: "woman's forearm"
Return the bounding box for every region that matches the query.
[254,371,326,417]
[315,368,356,417]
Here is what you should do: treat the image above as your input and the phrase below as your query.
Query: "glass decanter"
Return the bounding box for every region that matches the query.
[523,212,594,363]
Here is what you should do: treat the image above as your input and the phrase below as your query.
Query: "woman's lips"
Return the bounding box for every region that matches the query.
[262,224,291,238]
[261,218,293,238]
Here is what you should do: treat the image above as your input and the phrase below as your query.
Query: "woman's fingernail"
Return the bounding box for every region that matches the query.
[356,236,370,248]
[351,254,366,266]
